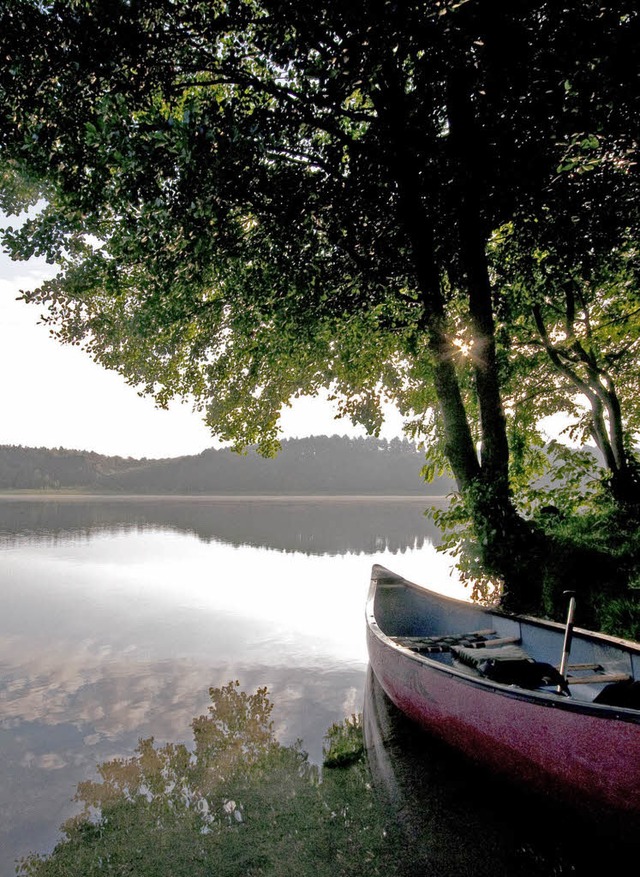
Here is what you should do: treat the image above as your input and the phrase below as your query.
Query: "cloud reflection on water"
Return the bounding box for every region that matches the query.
[1,497,458,872]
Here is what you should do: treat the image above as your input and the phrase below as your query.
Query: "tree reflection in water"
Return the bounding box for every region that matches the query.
[17,682,400,877]
[17,679,640,877]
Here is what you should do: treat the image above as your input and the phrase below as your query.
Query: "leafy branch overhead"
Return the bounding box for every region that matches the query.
[1,1,640,617]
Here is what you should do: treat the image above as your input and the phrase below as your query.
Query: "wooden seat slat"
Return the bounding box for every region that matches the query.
[564,663,603,671]
[392,629,495,646]
[391,630,525,654]
[566,672,631,686]
[465,635,520,649]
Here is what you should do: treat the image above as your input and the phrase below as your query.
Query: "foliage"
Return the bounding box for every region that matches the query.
[429,485,529,608]
[2,1,640,607]
[534,500,640,635]
[490,221,640,503]
[0,436,451,494]
[0,2,636,450]
[322,715,365,769]
[431,442,640,633]
[17,682,400,877]
[514,441,603,519]
[597,595,640,643]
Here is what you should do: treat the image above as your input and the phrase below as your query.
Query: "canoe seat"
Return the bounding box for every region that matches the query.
[391,629,496,653]
[566,672,631,686]
[452,644,570,694]
[593,678,640,708]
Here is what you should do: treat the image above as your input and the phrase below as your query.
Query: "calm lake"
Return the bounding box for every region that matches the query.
[1,496,637,875]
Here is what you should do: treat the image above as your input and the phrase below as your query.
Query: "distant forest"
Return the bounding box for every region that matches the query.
[0,436,454,495]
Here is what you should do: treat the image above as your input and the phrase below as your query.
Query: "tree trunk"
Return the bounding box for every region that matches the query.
[376,47,542,609]
[443,60,543,606]
[372,62,481,495]
[532,303,640,506]
[445,63,512,495]
[459,210,511,490]
[391,142,542,610]
[401,195,481,494]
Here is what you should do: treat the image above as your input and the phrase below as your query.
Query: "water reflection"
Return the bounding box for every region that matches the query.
[364,669,640,875]
[0,495,442,555]
[1,498,458,873]
[3,495,637,875]
[17,682,400,877]
[17,678,640,876]
[2,667,365,874]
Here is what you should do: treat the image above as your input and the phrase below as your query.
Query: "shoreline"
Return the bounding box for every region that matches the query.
[0,493,447,503]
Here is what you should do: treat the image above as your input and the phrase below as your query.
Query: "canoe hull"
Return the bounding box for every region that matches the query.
[366,566,640,815]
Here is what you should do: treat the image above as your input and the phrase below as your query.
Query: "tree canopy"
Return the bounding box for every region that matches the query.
[1,0,640,620]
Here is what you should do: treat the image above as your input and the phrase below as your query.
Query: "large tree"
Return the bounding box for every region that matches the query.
[1,1,639,615]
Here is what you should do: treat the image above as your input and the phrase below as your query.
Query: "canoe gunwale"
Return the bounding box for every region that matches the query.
[366,564,640,725]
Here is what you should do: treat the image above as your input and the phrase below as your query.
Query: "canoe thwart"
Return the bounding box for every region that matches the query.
[469,636,521,649]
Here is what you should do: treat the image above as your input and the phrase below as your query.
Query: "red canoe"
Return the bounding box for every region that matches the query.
[366,565,640,815]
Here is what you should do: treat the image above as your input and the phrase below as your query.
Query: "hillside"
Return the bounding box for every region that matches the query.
[0,436,454,495]
[0,445,139,491]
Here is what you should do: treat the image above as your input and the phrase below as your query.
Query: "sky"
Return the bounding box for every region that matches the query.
[0,237,404,459]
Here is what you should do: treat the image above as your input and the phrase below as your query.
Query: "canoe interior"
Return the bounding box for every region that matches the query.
[370,566,640,707]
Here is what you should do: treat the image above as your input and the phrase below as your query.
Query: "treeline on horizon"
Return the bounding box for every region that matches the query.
[0,436,454,495]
